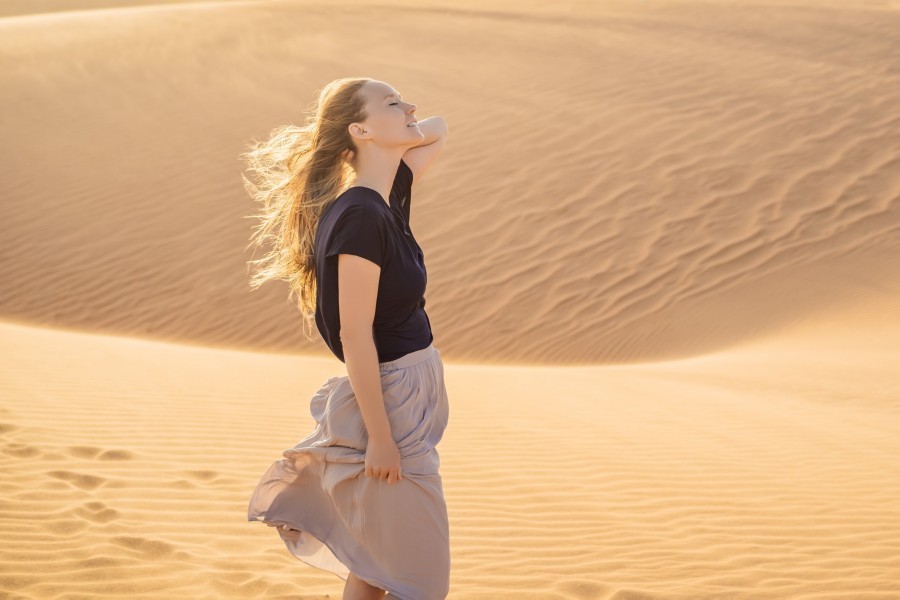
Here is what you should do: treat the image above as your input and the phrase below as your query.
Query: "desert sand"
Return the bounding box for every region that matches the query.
[2,0,899,598]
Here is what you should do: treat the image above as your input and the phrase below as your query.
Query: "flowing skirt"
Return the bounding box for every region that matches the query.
[247,342,450,600]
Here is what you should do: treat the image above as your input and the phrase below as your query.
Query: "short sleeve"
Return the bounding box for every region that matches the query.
[325,200,388,267]
[392,158,414,219]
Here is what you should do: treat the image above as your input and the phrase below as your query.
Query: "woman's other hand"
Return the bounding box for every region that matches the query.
[365,437,403,484]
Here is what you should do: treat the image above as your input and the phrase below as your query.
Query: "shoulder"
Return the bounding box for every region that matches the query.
[327,188,387,222]
[324,189,391,239]
[321,189,391,266]
[333,185,377,206]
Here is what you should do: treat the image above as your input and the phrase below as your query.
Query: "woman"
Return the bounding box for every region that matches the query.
[241,77,451,600]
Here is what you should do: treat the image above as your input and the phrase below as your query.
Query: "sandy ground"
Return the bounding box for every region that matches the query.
[2,0,900,598]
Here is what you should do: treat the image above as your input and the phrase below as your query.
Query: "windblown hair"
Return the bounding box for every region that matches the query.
[240,77,373,340]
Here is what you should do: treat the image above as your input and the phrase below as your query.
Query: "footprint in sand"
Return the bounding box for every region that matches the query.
[184,469,219,481]
[76,500,120,523]
[39,517,90,535]
[67,445,104,458]
[67,446,135,460]
[46,470,106,490]
[97,449,135,460]
[3,442,41,458]
[111,536,176,559]
[169,469,221,489]
[0,422,21,436]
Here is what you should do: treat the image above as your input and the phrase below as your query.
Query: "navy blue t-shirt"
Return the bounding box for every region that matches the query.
[314,159,433,363]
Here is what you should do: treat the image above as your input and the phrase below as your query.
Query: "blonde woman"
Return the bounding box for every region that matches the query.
[242,77,451,600]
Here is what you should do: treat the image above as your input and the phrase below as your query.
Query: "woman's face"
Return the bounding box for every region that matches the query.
[352,80,423,147]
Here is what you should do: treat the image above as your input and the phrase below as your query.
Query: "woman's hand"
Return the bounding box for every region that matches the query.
[365,436,403,484]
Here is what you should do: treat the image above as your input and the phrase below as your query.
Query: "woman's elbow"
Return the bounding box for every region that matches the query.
[339,324,375,345]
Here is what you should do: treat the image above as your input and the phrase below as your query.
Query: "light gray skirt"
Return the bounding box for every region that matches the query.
[247,342,450,600]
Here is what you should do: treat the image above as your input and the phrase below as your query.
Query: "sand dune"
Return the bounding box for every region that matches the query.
[2,305,899,598]
[2,0,899,362]
[2,0,900,597]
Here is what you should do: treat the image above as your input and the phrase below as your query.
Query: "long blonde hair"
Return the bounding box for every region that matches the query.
[240,77,372,340]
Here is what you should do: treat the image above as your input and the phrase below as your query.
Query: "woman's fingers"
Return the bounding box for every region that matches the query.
[364,440,402,482]
[365,466,402,484]
[390,465,403,483]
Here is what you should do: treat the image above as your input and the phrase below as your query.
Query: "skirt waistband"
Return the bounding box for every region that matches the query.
[379,342,437,371]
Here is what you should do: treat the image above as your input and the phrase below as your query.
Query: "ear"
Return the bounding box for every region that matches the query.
[348,122,368,140]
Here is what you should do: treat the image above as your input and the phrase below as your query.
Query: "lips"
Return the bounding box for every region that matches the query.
[407,120,418,127]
